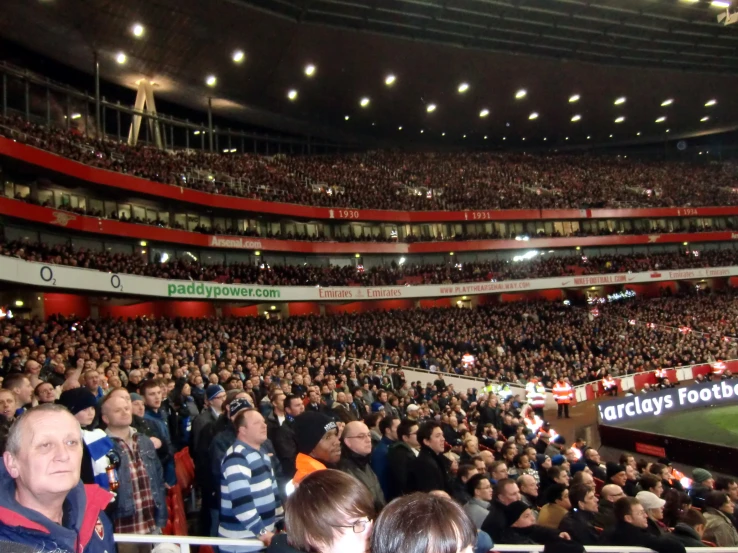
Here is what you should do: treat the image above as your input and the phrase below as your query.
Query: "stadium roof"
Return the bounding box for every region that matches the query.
[2,0,738,147]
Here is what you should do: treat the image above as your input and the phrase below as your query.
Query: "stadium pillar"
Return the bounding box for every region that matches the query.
[207,97,214,152]
[127,80,163,149]
[24,77,30,121]
[94,51,101,137]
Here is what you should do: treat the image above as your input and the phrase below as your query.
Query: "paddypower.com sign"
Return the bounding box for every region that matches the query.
[598,380,738,424]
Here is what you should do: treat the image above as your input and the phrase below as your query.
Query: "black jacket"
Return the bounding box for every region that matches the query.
[408,445,450,494]
[671,523,706,548]
[558,510,600,545]
[476,405,502,434]
[266,533,304,553]
[481,500,509,543]
[601,521,686,553]
[499,524,568,546]
[386,441,416,500]
[592,500,615,530]
[273,419,298,479]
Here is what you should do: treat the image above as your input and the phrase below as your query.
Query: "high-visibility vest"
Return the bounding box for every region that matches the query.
[602,376,616,389]
[552,382,573,404]
[498,384,513,402]
[527,384,546,408]
[655,368,667,379]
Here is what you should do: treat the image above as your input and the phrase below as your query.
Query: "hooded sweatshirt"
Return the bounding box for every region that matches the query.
[0,462,115,553]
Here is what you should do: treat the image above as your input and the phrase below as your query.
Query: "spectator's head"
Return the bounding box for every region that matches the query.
[548,465,570,487]
[639,474,664,497]
[206,384,227,412]
[705,491,735,516]
[397,419,420,450]
[505,501,537,529]
[3,405,83,514]
[57,388,97,428]
[715,477,738,503]
[294,411,341,464]
[284,469,375,553]
[82,370,100,393]
[637,491,666,521]
[490,461,509,482]
[379,416,400,441]
[517,473,538,498]
[615,497,649,529]
[570,483,598,513]
[601,484,625,503]
[680,508,707,538]
[2,374,33,408]
[34,382,56,404]
[372,492,476,553]
[606,462,627,487]
[494,478,521,506]
[467,473,493,503]
[571,470,595,488]
[130,393,145,417]
[234,408,268,449]
[100,394,133,431]
[693,468,715,490]
[139,379,162,410]
[457,463,478,484]
[463,436,478,455]
[584,448,601,465]
[285,394,305,418]
[342,421,373,457]
[543,483,571,510]
[417,422,445,454]
[0,390,16,421]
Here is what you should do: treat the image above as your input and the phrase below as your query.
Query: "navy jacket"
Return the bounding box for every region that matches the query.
[0,462,116,553]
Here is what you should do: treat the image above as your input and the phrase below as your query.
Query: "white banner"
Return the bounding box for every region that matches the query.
[0,256,736,302]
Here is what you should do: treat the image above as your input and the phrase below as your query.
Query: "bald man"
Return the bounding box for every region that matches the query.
[595,484,626,529]
[338,421,386,511]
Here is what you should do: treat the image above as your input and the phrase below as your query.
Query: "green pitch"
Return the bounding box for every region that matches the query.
[619,404,738,448]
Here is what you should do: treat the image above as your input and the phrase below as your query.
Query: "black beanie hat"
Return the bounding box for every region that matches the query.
[293,411,337,455]
[606,461,626,480]
[58,387,97,415]
[504,500,532,527]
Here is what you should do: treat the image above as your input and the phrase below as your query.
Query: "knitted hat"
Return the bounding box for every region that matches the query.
[570,462,587,475]
[504,500,532,526]
[130,392,144,403]
[551,455,566,466]
[606,462,626,480]
[57,388,97,415]
[693,468,713,484]
[293,411,337,455]
[206,384,226,402]
[552,435,566,446]
[536,454,549,467]
[229,397,253,419]
[637,490,666,510]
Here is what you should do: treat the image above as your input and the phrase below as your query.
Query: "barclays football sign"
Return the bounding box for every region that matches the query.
[598,379,738,424]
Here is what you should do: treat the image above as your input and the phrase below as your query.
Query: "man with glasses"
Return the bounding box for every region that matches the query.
[338,421,386,511]
[602,497,685,553]
[595,484,625,529]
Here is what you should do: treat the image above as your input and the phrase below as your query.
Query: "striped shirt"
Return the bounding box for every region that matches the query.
[218,439,283,552]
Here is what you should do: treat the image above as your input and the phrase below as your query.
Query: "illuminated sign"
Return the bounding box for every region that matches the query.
[598,380,738,424]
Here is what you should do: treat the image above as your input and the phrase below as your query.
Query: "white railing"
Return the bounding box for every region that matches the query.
[112,535,738,553]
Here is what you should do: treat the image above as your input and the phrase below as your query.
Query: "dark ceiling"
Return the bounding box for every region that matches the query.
[2,0,738,148]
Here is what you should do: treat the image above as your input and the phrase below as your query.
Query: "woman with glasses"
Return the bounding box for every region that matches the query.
[268,469,375,553]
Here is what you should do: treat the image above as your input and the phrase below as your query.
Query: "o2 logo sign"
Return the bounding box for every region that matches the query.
[39,266,124,292]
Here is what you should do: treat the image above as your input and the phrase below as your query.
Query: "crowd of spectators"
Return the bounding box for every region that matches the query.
[2,296,738,552]
[2,237,738,287]
[3,114,738,211]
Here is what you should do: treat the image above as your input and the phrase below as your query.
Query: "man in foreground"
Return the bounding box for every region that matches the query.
[0,404,116,553]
